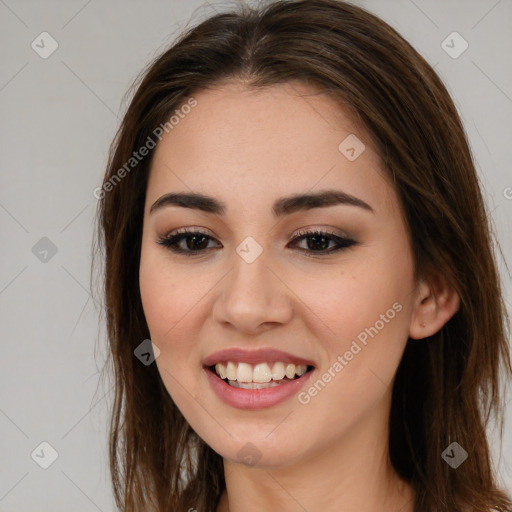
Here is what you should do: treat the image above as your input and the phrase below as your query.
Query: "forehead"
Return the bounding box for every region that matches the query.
[145,81,397,218]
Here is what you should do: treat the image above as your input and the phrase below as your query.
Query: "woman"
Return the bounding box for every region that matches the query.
[94,0,512,510]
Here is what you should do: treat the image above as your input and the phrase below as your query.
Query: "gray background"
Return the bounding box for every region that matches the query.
[0,0,510,510]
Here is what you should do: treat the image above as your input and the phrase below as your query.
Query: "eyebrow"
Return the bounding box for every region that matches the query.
[149,189,374,216]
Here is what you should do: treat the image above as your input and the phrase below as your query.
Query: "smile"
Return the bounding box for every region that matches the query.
[204,362,315,410]
[212,361,312,389]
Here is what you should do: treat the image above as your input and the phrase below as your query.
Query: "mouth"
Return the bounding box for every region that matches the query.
[202,348,317,408]
[206,362,316,389]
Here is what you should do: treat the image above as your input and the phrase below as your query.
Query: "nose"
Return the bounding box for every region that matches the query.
[212,247,294,334]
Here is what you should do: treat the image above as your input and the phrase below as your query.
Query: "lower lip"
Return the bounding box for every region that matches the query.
[204,366,315,410]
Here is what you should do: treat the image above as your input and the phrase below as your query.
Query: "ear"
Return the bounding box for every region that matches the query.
[409,271,460,340]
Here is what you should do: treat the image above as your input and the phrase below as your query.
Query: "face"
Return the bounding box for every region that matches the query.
[139,81,421,468]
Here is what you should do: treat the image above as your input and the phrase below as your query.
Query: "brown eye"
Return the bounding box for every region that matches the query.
[289,229,357,257]
[157,229,220,256]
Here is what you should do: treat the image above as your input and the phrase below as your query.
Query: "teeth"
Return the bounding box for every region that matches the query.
[226,361,237,380]
[217,363,227,379]
[285,363,296,379]
[214,361,309,383]
[229,381,282,389]
[253,363,272,383]
[296,364,308,377]
[271,362,286,380]
[236,362,253,383]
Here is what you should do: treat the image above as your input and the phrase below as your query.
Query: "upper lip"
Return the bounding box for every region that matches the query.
[202,348,316,368]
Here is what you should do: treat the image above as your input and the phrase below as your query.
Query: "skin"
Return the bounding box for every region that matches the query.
[139,81,460,512]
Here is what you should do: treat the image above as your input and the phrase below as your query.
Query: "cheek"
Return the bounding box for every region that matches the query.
[294,273,409,442]
[139,246,222,398]
[139,254,199,398]
[139,254,205,413]
[297,258,408,343]
[139,260,176,339]
[139,245,201,342]
[298,248,413,387]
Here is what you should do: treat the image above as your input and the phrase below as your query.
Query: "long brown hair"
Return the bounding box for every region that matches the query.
[93,0,512,510]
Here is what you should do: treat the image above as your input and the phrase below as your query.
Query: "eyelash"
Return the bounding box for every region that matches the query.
[156,228,357,258]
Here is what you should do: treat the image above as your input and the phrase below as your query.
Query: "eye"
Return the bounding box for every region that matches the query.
[156,228,357,257]
[289,229,357,257]
[156,228,220,257]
